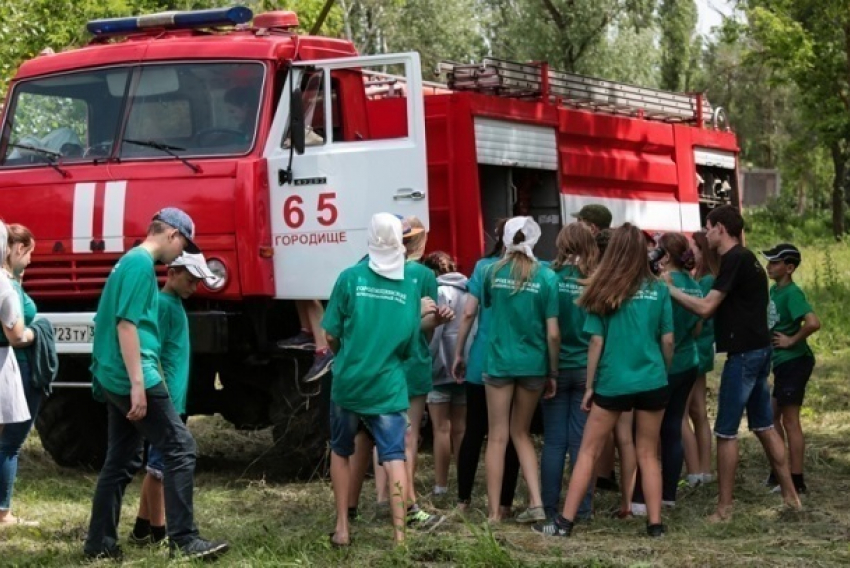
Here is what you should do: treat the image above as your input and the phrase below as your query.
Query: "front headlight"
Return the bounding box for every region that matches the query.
[204,258,228,291]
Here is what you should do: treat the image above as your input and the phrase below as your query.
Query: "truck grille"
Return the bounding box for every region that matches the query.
[25,255,123,300]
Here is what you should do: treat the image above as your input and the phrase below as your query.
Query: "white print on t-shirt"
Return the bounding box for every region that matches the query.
[492,278,541,293]
[633,288,659,301]
[356,285,408,305]
[767,300,778,329]
[558,279,583,296]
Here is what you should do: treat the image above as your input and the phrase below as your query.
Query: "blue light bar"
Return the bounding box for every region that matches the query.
[87,6,253,36]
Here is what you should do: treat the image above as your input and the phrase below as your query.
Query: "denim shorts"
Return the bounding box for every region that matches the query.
[714,346,774,439]
[427,384,467,405]
[329,402,407,465]
[483,375,546,391]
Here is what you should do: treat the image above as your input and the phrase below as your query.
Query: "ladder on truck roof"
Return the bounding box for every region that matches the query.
[436,58,720,126]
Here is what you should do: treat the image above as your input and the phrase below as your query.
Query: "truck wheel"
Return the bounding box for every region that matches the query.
[36,388,108,469]
[269,363,329,480]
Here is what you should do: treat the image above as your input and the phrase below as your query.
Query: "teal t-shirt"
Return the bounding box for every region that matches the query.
[483,261,559,377]
[695,275,715,373]
[551,264,591,370]
[768,281,814,366]
[669,271,702,375]
[10,280,36,365]
[90,247,162,396]
[323,262,419,415]
[584,279,673,397]
[158,291,190,415]
[465,257,498,385]
[402,261,439,398]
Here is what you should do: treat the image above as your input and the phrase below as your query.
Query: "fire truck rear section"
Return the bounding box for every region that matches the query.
[0,7,739,473]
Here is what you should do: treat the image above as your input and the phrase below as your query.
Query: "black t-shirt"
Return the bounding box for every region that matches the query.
[712,245,771,354]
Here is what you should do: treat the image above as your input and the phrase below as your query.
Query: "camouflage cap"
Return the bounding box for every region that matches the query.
[571,204,613,229]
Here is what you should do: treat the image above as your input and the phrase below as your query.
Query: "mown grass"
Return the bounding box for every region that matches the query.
[2,240,850,567]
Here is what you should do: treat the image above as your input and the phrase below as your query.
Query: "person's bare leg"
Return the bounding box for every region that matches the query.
[690,375,713,475]
[348,432,374,509]
[614,411,636,513]
[712,437,738,521]
[404,396,427,505]
[484,383,514,520]
[330,452,351,545]
[141,474,165,528]
[510,385,545,508]
[596,434,616,483]
[374,448,389,503]
[755,428,802,510]
[384,460,408,544]
[303,300,328,350]
[451,403,467,467]
[780,406,805,475]
[429,402,452,489]
[682,388,700,475]
[634,409,665,526]
[772,398,786,447]
[561,405,620,520]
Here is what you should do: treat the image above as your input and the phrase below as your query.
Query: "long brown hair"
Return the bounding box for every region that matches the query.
[578,223,654,315]
[404,216,427,261]
[692,230,719,279]
[657,232,694,272]
[422,251,456,276]
[491,229,538,293]
[550,222,599,277]
[6,223,34,267]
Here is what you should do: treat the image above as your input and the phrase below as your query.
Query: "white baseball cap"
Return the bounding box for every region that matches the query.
[169,252,221,286]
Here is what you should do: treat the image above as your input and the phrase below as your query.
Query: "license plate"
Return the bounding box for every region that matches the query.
[53,324,94,343]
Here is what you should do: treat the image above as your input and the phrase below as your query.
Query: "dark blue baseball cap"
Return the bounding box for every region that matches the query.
[153,207,200,254]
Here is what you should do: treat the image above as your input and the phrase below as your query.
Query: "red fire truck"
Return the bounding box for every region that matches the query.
[0,7,739,473]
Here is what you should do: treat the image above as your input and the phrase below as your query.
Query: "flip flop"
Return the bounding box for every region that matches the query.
[328,532,351,547]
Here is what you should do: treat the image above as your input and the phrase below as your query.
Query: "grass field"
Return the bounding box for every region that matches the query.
[2,241,850,567]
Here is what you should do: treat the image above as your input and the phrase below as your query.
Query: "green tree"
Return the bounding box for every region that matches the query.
[658,0,698,91]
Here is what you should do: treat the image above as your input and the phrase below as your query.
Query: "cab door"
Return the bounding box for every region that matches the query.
[264,53,428,299]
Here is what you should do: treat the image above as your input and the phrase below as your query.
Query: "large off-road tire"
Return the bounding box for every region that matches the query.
[36,388,108,469]
[269,357,329,480]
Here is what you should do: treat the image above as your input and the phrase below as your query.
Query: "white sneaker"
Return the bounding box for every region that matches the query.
[630,502,648,517]
[432,486,448,496]
[686,474,702,487]
[700,473,715,484]
[662,500,676,508]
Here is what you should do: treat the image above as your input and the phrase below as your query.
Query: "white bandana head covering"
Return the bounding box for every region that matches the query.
[368,213,406,280]
[503,216,541,260]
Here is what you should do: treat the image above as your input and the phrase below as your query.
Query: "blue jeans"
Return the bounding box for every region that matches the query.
[0,358,42,511]
[329,402,407,464]
[714,347,774,439]
[84,382,199,555]
[540,369,592,520]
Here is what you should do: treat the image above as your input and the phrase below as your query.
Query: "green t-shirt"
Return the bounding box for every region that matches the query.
[695,275,715,365]
[669,270,702,375]
[483,262,559,377]
[9,281,36,365]
[551,264,591,370]
[90,247,162,396]
[402,261,439,398]
[158,291,190,415]
[584,279,673,397]
[465,257,498,385]
[323,262,419,415]
[768,281,814,366]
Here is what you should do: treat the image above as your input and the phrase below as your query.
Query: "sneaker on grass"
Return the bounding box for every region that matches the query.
[532,517,574,538]
[169,538,229,561]
[406,507,446,532]
[515,506,546,524]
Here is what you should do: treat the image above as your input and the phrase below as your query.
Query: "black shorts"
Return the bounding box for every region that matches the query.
[593,385,670,413]
[772,356,815,407]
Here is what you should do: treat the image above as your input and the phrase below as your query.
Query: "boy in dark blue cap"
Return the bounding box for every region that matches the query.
[84,208,228,562]
[762,243,820,494]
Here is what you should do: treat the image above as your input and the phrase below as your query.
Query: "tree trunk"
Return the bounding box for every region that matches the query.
[830,141,846,240]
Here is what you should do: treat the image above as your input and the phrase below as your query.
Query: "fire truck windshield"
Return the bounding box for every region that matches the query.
[1,61,265,168]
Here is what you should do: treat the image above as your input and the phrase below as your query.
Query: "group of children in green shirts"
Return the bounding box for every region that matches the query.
[324,206,819,545]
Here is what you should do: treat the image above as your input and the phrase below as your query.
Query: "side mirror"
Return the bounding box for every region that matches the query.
[289,87,305,155]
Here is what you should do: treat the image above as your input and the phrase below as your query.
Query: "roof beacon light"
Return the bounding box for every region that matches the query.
[87,6,253,36]
[254,11,300,30]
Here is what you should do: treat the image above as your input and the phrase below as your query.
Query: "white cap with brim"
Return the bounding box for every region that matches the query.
[170,252,221,286]
[368,213,406,280]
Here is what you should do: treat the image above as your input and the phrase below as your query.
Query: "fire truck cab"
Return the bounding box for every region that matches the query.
[0,7,739,472]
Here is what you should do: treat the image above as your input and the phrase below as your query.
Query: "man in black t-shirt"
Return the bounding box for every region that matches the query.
[664,206,801,521]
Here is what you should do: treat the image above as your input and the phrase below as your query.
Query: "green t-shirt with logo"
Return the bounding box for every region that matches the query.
[768,281,814,366]
[323,262,419,415]
[669,270,702,375]
[483,262,559,377]
[465,257,498,385]
[10,280,36,365]
[158,291,190,415]
[402,261,439,398]
[551,264,591,370]
[695,275,715,372]
[584,279,673,397]
[91,247,162,397]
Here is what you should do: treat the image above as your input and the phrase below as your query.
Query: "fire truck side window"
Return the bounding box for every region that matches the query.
[1,67,129,166]
[282,69,328,149]
[329,64,409,143]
